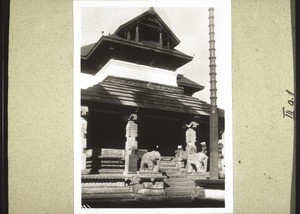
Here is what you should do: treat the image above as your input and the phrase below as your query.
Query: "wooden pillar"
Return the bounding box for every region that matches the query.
[126,30,131,40]
[124,114,138,174]
[208,7,219,179]
[135,26,139,42]
[159,30,163,47]
[81,106,89,172]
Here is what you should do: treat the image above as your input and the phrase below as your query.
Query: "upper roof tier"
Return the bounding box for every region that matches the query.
[81,7,193,74]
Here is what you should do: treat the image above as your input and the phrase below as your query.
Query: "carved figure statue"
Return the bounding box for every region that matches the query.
[140,151,161,173]
[187,151,208,173]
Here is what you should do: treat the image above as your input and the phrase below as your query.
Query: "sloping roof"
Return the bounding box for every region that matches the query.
[81,42,97,57]
[114,7,180,47]
[81,76,224,117]
[81,35,192,60]
[80,35,193,74]
[177,76,204,90]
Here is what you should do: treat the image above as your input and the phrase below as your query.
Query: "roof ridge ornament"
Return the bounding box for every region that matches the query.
[148,7,156,15]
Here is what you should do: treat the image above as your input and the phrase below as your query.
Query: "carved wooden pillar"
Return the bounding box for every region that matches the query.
[124,114,138,174]
[81,106,89,172]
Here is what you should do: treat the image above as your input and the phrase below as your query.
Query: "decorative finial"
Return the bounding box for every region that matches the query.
[148,7,156,15]
[185,121,199,128]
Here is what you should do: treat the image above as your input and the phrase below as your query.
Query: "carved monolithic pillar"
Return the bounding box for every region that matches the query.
[185,121,199,153]
[81,106,89,171]
[124,114,138,174]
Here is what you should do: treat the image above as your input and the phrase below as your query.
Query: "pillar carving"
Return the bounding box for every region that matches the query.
[125,114,138,150]
[124,114,138,174]
[185,121,199,153]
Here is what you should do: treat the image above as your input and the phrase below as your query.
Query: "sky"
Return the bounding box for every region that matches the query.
[80,4,230,109]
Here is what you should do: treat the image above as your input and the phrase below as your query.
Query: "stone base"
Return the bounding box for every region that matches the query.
[135,188,168,201]
[186,172,210,180]
[142,181,164,189]
[137,188,166,196]
[135,194,169,201]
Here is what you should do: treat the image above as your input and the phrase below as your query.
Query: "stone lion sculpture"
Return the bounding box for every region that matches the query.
[187,151,208,173]
[140,151,161,173]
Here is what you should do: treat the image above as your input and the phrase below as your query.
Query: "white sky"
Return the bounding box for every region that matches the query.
[80,5,229,109]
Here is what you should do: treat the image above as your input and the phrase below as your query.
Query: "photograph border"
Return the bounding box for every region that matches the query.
[74,1,232,213]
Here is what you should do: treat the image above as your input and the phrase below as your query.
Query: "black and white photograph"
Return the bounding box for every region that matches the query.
[74,1,232,213]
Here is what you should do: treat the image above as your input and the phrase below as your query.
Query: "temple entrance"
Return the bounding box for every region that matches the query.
[87,109,194,157]
[86,111,126,150]
[139,116,185,156]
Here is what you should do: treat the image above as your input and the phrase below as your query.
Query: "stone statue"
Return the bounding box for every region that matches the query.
[187,150,208,173]
[140,151,161,173]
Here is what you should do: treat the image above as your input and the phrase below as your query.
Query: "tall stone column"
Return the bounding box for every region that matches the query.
[124,114,138,174]
[81,106,88,172]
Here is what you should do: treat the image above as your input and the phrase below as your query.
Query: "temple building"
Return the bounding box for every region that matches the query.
[80,7,225,206]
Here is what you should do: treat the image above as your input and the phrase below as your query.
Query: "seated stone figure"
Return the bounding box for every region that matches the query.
[187,147,208,173]
[140,151,161,173]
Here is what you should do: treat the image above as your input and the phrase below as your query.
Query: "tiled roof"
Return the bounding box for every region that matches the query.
[81,76,224,117]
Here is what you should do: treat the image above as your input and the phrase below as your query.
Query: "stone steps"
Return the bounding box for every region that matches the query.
[165,177,188,182]
[82,192,135,200]
[167,195,193,202]
[165,181,195,187]
[164,171,184,176]
[100,160,125,164]
[82,186,133,194]
[161,156,174,161]
[160,163,177,167]
[160,167,178,172]
[100,165,125,168]
[167,185,194,190]
[98,168,124,174]
[159,156,196,200]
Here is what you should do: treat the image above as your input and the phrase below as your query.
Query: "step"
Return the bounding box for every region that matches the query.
[100,164,124,168]
[160,167,179,172]
[98,168,124,174]
[135,194,169,202]
[167,196,193,202]
[161,156,174,161]
[167,190,192,197]
[82,186,133,194]
[165,181,195,187]
[165,177,189,182]
[82,192,135,200]
[100,160,125,164]
[167,186,194,192]
[160,160,175,163]
[164,171,184,176]
[160,163,177,167]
